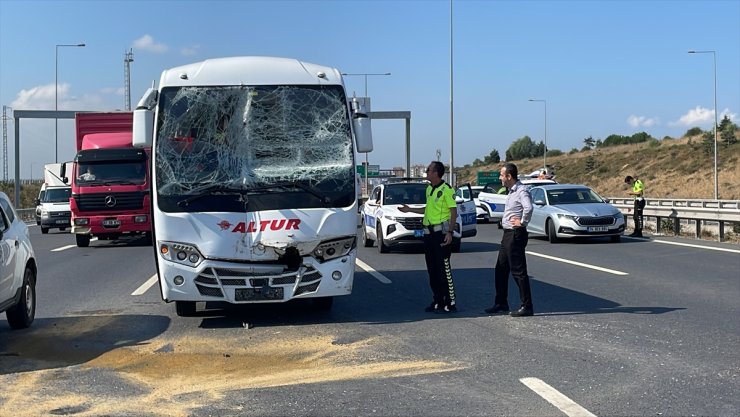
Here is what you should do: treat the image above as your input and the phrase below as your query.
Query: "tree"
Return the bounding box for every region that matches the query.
[585,154,596,172]
[506,136,539,160]
[718,115,738,147]
[685,127,703,137]
[583,136,595,149]
[484,149,501,164]
[702,130,714,155]
[472,158,483,166]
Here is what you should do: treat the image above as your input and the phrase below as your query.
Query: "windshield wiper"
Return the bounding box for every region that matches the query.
[177,184,250,207]
[245,181,332,206]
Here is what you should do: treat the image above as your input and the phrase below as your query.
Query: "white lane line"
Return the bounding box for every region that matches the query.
[51,245,77,252]
[527,251,628,276]
[131,274,159,296]
[520,377,597,417]
[652,239,740,254]
[355,259,392,284]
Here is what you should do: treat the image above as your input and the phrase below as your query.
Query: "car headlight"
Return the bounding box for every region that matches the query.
[313,236,355,262]
[557,214,578,222]
[159,241,203,267]
[40,209,49,217]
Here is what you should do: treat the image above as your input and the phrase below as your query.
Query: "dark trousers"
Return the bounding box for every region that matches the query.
[633,198,646,234]
[494,228,533,309]
[423,231,456,307]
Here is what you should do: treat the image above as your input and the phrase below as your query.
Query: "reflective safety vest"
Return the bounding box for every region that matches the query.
[632,179,644,198]
[423,181,456,226]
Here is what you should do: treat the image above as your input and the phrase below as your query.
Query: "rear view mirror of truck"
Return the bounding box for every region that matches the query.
[133,109,154,148]
[353,114,373,153]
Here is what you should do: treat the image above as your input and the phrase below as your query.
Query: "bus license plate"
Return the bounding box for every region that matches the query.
[235,287,284,301]
[414,230,424,237]
[588,226,608,232]
[102,219,120,227]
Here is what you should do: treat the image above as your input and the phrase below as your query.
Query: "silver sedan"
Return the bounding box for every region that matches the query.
[528,184,625,243]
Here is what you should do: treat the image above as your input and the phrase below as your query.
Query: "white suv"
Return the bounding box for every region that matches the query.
[0,192,38,329]
[361,180,477,253]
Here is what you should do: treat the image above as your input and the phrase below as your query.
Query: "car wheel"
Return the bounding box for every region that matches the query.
[451,237,461,253]
[362,219,374,247]
[547,219,559,243]
[377,224,389,253]
[175,301,197,317]
[76,234,91,247]
[6,266,36,330]
[40,227,48,235]
[312,296,334,311]
[610,235,621,243]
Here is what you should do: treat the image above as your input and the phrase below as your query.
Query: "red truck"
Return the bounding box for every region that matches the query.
[63,112,152,247]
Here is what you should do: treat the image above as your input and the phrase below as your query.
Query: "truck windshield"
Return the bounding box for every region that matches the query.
[43,188,71,203]
[155,85,355,213]
[76,162,146,185]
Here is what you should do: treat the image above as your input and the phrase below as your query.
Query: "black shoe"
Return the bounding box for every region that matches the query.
[436,304,458,314]
[424,302,440,313]
[484,304,510,315]
[510,306,534,317]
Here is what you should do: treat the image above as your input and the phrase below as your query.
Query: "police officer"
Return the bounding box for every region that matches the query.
[399,161,458,313]
[625,175,645,237]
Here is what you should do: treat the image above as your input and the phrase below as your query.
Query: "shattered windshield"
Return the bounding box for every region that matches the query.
[155,85,355,212]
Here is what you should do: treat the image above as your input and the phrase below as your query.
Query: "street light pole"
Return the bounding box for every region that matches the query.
[688,50,719,200]
[341,72,391,196]
[528,99,547,173]
[55,43,85,163]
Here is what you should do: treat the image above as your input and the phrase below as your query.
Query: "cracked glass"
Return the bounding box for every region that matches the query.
[155,85,355,212]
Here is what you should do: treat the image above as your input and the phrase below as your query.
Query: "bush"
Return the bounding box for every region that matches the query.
[685,127,703,137]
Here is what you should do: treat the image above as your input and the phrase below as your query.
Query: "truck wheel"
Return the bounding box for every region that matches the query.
[547,220,559,243]
[6,267,36,330]
[312,297,334,311]
[76,234,91,247]
[362,220,374,247]
[451,237,461,253]
[41,227,48,235]
[377,225,389,253]
[175,301,197,317]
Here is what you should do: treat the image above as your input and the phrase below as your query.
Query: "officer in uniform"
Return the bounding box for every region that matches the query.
[625,175,645,237]
[399,161,458,313]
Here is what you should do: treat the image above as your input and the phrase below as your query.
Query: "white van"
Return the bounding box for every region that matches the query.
[35,184,72,234]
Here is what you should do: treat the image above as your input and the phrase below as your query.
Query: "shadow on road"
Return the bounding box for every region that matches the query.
[0,314,170,375]
[187,265,684,329]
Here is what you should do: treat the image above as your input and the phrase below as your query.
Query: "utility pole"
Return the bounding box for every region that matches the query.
[124,49,134,111]
[1,105,10,182]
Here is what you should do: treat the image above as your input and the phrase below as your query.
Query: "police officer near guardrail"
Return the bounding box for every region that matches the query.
[399,161,458,314]
[485,162,534,317]
[625,175,645,237]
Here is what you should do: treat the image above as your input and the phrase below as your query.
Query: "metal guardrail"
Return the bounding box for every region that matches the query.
[607,197,740,241]
[16,208,37,224]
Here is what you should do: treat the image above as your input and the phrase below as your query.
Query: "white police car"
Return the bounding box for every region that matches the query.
[0,192,38,329]
[361,180,477,253]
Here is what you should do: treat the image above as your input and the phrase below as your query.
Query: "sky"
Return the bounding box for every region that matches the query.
[1,0,739,180]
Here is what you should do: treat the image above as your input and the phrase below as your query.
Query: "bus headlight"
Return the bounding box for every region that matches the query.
[159,241,204,267]
[312,236,355,262]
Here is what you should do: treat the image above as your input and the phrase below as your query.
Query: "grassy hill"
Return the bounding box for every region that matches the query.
[458,135,740,200]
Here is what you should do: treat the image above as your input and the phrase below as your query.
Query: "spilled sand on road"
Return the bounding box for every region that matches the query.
[1,332,464,417]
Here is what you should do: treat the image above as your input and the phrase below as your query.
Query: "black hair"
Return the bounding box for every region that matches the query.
[503,162,518,179]
[430,161,445,177]
[624,175,633,183]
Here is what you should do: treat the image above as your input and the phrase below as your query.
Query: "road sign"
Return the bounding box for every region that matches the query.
[357,164,380,177]
[477,171,500,186]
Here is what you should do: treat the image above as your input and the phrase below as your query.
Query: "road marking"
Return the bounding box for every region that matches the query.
[355,259,392,284]
[526,251,628,276]
[520,377,597,417]
[131,274,159,296]
[651,239,740,254]
[51,245,76,252]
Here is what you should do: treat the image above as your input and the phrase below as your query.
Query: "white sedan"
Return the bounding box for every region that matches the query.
[527,184,625,243]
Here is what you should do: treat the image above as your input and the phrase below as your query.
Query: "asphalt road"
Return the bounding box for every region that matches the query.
[1,224,738,417]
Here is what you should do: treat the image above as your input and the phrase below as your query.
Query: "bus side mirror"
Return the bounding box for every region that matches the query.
[133,109,153,148]
[353,113,373,153]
